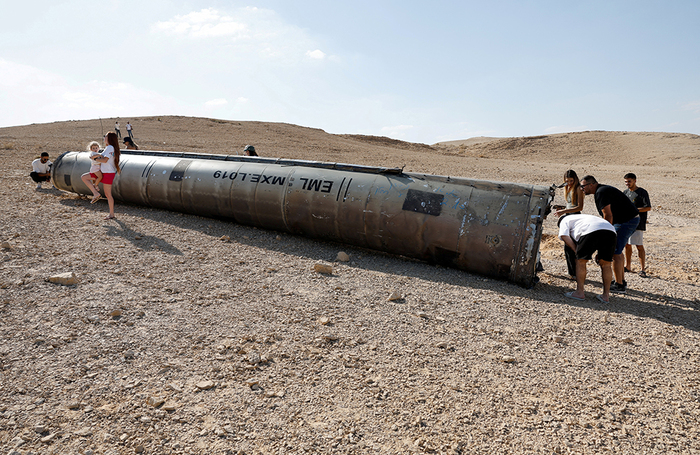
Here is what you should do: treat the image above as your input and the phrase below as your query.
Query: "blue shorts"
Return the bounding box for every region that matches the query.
[613,217,640,254]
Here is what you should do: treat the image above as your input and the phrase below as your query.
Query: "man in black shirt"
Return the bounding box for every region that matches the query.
[580,175,639,294]
[623,173,652,277]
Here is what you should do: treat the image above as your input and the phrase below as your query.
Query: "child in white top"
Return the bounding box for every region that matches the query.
[87,141,103,187]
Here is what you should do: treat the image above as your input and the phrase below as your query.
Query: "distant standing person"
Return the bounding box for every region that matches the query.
[123,136,139,150]
[81,132,121,219]
[580,175,639,294]
[243,145,258,156]
[114,120,121,138]
[623,173,652,277]
[554,169,585,279]
[30,152,52,189]
[126,121,133,138]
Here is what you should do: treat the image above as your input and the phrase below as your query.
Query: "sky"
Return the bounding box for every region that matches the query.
[1,0,699,144]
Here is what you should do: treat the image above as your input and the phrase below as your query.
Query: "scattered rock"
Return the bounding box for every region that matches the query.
[41,433,57,443]
[67,401,81,410]
[1,240,10,249]
[109,309,123,318]
[336,251,350,262]
[48,271,78,285]
[387,290,402,301]
[314,263,333,274]
[319,316,330,325]
[146,396,165,407]
[196,380,215,390]
[220,235,231,242]
[501,355,516,363]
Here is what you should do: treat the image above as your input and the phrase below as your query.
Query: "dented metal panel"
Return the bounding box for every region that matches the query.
[52,150,554,287]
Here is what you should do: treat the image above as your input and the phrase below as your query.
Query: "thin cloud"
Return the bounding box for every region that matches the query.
[152,8,248,39]
[306,50,326,60]
[205,98,228,107]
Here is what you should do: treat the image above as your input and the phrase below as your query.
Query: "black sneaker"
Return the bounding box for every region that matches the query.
[610,281,627,294]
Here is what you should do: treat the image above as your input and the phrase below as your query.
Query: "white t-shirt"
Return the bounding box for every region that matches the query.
[558,214,615,242]
[32,158,52,174]
[100,145,117,173]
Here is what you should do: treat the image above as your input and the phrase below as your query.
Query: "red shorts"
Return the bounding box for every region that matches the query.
[101,173,116,184]
[90,173,100,179]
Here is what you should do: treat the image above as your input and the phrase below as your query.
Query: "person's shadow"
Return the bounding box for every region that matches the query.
[103,218,183,255]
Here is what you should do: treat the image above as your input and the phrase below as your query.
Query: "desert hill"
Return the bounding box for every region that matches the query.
[0,117,699,453]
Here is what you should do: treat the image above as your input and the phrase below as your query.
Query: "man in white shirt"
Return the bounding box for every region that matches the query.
[558,214,617,303]
[30,152,52,189]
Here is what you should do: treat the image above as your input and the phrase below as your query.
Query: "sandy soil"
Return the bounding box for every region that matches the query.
[1,117,699,454]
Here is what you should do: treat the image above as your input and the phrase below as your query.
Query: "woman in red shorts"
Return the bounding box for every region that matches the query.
[82,131,121,219]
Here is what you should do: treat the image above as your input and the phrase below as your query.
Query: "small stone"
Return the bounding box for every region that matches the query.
[314,263,333,274]
[48,272,78,286]
[416,311,428,319]
[621,396,635,402]
[162,403,177,412]
[1,241,10,249]
[220,235,230,242]
[109,309,122,318]
[34,424,47,433]
[41,433,57,443]
[319,316,330,326]
[223,425,235,434]
[123,350,136,360]
[135,445,145,453]
[665,340,674,346]
[387,290,402,301]
[276,235,282,241]
[501,355,516,363]
[146,396,165,408]
[196,380,215,390]
[553,336,563,343]
[67,401,81,410]
[336,251,350,262]
[245,378,260,388]
[140,416,152,423]
[74,427,93,437]
[621,337,633,344]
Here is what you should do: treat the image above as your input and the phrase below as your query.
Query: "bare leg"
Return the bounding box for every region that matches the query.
[613,253,625,284]
[570,259,587,299]
[103,183,115,219]
[624,244,633,270]
[94,171,103,187]
[599,259,613,302]
[81,172,100,197]
[637,245,646,271]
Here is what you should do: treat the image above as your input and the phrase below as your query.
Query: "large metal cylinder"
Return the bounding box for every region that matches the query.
[52,150,554,287]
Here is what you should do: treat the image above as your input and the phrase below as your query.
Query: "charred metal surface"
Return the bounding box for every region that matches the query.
[52,150,554,287]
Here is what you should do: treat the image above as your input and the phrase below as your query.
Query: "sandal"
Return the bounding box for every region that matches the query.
[104,215,115,220]
[91,194,102,204]
[638,270,647,278]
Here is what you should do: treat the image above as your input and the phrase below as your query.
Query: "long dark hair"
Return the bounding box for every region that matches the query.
[564,169,580,206]
[105,132,121,173]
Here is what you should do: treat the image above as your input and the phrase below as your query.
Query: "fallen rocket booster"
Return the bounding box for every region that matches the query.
[52,150,554,287]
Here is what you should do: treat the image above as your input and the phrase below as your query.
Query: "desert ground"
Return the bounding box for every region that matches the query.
[1,117,699,454]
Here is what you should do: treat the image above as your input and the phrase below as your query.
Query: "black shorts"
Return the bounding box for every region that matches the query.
[576,230,616,262]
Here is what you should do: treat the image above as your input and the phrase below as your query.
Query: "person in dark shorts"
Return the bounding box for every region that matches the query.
[623,173,651,277]
[580,175,639,294]
[558,214,617,303]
